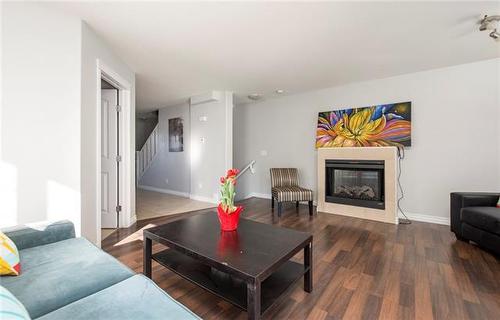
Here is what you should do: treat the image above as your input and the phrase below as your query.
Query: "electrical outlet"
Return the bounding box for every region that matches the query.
[165,178,169,184]
[260,150,268,156]
[198,183,203,189]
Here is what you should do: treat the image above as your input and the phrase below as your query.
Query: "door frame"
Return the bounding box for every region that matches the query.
[96,59,134,246]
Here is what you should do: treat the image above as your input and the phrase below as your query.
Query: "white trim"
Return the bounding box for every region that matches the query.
[96,59,133,247]
[138,185,190,198]
[136,124,160,182]
[224,91,233,171]
[399,212,450,225]
[126,214,137,228]
[190,194,218,204]
[246,193,450,226]
[248,192,271,199]
[190,91,221,105]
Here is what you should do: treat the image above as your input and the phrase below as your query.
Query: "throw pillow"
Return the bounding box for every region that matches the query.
[0,285,31,319]
[0,231,21,276]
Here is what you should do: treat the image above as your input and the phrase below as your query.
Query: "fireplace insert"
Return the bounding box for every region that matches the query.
[325,159,385,210]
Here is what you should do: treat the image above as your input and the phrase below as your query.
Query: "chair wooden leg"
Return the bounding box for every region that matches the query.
[278,202,282,217]
[296,201,299,209]
[308,201,313,216]
[271,197,274,209]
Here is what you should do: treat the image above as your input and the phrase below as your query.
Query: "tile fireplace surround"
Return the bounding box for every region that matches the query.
[317,147,398,224]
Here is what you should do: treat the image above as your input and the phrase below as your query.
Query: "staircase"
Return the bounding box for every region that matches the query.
[136,124,159,183]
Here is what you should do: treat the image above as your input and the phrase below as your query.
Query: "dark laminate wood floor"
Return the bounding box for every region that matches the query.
[102,197,500,320]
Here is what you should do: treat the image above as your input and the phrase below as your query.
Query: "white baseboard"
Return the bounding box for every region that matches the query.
[138,185,190,198]
[248,192,271,199]
[246,192,449,226]
[399,212,450,225]
[189,194,218,204]
[140,188,450,226]
[125,214,137,228]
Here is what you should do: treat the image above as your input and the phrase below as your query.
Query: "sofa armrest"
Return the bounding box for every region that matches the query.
[450,192,500,237]
[1,220,75,250]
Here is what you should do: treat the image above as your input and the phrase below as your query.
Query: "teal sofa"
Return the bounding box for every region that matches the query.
[1,221,199,320]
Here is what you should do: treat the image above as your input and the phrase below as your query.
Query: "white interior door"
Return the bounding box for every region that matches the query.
[101,89,118,228]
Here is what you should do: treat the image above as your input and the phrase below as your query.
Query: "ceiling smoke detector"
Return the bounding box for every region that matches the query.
[248,93,263,101]
[479,15,500,40]
[275,89,285,94]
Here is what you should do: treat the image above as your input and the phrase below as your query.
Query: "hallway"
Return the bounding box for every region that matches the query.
[136,189,216,221]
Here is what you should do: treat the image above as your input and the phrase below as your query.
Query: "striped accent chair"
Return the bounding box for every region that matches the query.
[270,168,313,217]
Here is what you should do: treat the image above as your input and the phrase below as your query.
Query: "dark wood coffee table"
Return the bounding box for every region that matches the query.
[143,212,312,320]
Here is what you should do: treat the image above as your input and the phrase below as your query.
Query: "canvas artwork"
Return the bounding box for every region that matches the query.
[316,102,411,148]
[169,117,184,152]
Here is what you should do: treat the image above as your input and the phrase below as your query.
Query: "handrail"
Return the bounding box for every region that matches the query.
[136,124,159,183]
[236,160,256,179]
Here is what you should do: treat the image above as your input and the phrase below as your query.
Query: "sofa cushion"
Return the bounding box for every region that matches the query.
[1,237,134,319]
[38,275,200,320]
[272,186,314,202]
[0,285,31,320]
[461,207,500,236]
[2,221,75,251]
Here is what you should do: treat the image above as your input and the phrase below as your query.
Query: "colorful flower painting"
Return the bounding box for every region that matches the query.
[316,102,411,148]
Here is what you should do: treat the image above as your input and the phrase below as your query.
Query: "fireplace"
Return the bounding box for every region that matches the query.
[325,159,385,210]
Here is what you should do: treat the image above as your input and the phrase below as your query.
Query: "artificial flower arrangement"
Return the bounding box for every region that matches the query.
[217,168,243,231]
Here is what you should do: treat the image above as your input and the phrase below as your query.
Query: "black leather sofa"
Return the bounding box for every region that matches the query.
[450,192,500,255]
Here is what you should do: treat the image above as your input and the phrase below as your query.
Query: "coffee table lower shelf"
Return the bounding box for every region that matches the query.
[152,249,306,314]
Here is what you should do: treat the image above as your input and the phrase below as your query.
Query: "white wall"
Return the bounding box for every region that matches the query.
[234,59,500,222]
[81,22,136,244]
[139,103,190,194]
[1,3,136,245]
[190,92,233,202]
[1,2,82,230]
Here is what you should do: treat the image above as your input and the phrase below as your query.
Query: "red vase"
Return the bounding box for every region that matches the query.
[217,204,243,231]
[217,229,240,258]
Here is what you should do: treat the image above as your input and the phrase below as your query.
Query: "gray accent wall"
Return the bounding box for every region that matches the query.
[139,103,191,194]
[139,92,233,203]
[234,58,500,222]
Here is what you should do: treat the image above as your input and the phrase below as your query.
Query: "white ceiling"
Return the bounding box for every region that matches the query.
[51,1,499,112]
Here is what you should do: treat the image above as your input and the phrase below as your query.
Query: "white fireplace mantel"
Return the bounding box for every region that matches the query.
[317,147,398,224]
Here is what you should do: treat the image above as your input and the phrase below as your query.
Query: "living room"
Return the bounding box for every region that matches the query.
[1,1,499,320]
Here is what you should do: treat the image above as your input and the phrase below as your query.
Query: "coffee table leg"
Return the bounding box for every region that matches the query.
[143,237,152,278]
[304,241,312,292]
[247,280,261,320]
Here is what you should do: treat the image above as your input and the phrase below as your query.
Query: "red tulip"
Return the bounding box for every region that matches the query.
[226,168,239,178]
[220,177,226,184]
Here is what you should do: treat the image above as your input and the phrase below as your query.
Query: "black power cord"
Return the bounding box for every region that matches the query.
[397,147,411,224]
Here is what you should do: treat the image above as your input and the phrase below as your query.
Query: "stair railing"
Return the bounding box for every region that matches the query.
[136,124,159,183]
[236,160,256,180]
